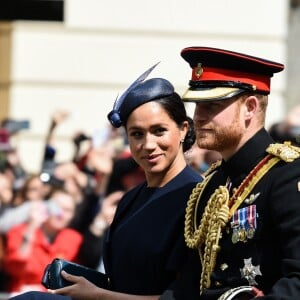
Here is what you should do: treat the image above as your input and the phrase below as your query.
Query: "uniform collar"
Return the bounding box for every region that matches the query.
[222,128,274,180]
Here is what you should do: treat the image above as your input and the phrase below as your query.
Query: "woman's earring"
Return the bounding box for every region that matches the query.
[180,139,185,143]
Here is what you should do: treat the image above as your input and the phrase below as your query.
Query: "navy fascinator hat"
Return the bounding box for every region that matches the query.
[107,63,174,128]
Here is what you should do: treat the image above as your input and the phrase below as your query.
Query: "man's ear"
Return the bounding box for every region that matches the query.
[244,95,259,119]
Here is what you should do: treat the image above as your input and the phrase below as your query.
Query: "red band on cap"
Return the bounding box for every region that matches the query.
[192,67,271,93]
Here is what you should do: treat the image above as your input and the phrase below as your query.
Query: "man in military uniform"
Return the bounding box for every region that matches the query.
[161,47,300,299]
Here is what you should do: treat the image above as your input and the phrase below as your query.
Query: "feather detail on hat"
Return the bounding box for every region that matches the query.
[107,62,160,128]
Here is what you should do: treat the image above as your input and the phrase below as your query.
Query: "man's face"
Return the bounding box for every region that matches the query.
[193,97,245,155]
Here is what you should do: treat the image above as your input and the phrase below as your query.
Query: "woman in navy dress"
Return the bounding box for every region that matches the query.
[10,66,202,300]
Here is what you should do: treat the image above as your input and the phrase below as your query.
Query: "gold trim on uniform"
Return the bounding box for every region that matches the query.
[182,87,240,102]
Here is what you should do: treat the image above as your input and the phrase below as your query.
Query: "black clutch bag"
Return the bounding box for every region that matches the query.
[41,258,110,290]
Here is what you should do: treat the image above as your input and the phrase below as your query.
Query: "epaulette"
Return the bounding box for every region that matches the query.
[266,141,300,162]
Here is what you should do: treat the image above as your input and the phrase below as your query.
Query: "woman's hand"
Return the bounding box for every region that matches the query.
[48,270,103,300]
[49,270,160,300]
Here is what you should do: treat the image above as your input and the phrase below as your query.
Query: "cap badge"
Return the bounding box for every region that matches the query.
[195,63,203,78]
[240,257,262,285]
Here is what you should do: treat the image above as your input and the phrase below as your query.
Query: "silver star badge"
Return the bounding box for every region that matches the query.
[240,257,262,285]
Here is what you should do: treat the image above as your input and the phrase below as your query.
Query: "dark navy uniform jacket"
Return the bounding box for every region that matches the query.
[169,128,300,300]
[103,165,202,295]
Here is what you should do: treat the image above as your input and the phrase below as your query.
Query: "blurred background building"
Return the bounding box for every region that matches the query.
[0,0,298,172]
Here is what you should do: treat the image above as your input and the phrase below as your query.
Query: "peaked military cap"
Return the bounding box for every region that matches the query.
[180,46,284,102]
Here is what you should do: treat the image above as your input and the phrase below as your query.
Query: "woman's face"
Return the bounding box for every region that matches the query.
[126,101,187,184]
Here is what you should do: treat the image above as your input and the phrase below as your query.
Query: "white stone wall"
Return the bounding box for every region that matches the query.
[0,0,289,172]
[287,6,300,110]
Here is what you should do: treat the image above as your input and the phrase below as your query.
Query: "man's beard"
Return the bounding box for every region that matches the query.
[196,115,243,153]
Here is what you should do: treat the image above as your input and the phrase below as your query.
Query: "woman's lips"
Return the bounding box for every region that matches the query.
[142,154,162,163]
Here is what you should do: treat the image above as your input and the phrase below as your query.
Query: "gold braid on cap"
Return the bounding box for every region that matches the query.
[184,142,300,295]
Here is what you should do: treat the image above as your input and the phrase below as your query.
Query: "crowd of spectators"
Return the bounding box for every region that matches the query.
[0,110,145,296]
